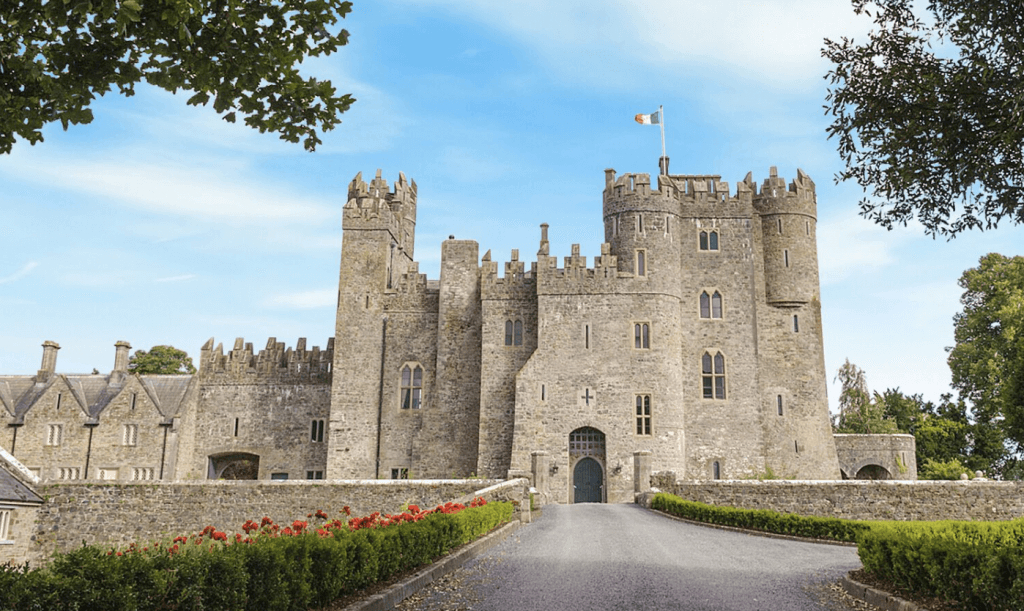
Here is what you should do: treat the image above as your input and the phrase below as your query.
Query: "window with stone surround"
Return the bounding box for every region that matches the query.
[0,508,10,543]
[98,467,119,480]
[401,364,423,409]
[505,320,523,346]
[777,395,784,416]
[700,291,723,319]
[311,419,325,442]
[123,423,138,446]
[636,250,646,276]
[132,467,155,481]
[391,468,409,479]
[712,461,722,480]
[702,352,726,400]
[635,395,651,436]
[46,423,62,446]
[306,470,324,480]
[634,323,650,349]
[699,230,720,251]
[793,314,799,333]
[58,467,80,480]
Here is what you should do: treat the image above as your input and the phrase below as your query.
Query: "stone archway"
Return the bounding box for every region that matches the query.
[208,453,260,480]
[854,464,892,480]
[569,426,605,503]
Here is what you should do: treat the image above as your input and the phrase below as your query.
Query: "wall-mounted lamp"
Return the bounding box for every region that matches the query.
[550,464,559,476]
[612,464,622,476]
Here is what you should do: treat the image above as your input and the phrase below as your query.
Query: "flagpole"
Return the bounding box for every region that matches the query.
[659,105,668,175]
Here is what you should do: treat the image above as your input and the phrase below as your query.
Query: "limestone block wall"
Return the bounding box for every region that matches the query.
[22,479,513,566]
[834,434,917,481]
[656,479,1024,521]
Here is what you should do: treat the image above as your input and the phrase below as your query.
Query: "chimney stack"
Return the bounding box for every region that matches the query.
[110,341,132,385]
[37,341,60,382]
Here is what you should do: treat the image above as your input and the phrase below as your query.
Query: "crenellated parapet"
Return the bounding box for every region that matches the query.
[343,170,418,254]
[385,263,440,312]
[481,249,537,301]
[751,167,817,218]
[199,337,334,383]
[536,242,624,295]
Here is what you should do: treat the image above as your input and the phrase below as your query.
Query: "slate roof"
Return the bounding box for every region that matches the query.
[0,466,43,505]
[0,374,194,424]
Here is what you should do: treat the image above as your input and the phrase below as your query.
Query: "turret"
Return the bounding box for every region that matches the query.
[753,168,819,307]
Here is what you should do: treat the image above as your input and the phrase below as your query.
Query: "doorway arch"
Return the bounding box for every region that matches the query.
[569,426,605,503]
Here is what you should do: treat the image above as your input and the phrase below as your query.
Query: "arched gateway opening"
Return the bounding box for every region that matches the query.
[570,427,605,503]
[208,453,260,480]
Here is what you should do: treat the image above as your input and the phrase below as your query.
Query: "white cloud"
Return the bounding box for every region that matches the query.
[0,262,39,284]
[394,0,871,89]
[263,289,337,310]
[3,148,333,226]
[817,213,919,284]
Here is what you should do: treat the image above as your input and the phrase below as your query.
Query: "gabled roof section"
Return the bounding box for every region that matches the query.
[61,375,96,419]
[0,448,43,505]
[3,376,53,421]
[138,375,194,419]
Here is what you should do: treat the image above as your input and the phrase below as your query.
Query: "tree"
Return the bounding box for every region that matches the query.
[129,345,196,374]
[832,359,898,434]
[823,0,1024,236]
[1,0,354,154]
[947,253,1024,474]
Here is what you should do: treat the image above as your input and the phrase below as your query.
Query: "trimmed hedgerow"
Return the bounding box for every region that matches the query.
[0,499,513,611]
[650,492,871,542]
[858,519,1024,610]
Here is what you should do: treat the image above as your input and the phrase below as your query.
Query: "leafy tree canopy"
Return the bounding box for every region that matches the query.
[832,359,898,434]
[947,253,1024,470]
[128,345,196,374]
[824,0,1024,236]
[1,0,354,153]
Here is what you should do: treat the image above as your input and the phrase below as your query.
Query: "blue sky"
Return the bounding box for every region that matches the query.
[2,0,1022,412]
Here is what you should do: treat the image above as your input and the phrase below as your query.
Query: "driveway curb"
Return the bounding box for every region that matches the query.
[341,519,522,611]
[840,573,926,611]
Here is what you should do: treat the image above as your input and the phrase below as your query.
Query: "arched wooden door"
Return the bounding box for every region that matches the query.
[570,426,605,503]
[573,457,603,503]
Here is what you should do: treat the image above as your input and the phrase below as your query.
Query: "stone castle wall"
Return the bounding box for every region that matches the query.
[654,479,1023,521]
[13,478,525,566]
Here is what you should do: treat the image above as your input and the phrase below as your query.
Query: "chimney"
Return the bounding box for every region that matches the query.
[113,341,131,372]
[37,341,60,382]
[538,223,550,257]
[110,341,132,385]
[659,156,670,176]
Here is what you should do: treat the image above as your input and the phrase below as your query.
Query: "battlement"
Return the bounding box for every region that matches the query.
[343,170,417,239]
[603,167,815,213]
[536,243,622,295]
[481,249,537,301]
[199,336,334,382]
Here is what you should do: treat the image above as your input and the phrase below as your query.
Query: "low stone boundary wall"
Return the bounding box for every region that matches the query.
[657,479,1024,521]
[20,478,519,565]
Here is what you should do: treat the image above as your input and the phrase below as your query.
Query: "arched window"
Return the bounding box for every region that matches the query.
[634,323,650,349]
[514,320,523,346]
[401,365,423,409]
[712,461,721,480]
[505,321,513,346]
[636,250,646,276]
[700,292,723,319]
[702,352,726,399]
[700,230,720,251]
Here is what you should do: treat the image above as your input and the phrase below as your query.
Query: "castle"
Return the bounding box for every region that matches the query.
[2,162,914,506]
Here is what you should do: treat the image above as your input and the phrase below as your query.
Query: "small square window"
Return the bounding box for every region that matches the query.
[634,323,650,349]
[306,470,324,480]
[132,467,154,481]
[311,419,325,443]
[391,468,409,480]
[271,473,289,481]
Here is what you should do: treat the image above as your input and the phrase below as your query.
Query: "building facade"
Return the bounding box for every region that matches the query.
[5,163,914,505]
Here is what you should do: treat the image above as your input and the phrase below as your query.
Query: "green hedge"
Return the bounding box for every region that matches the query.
[858,519,1024,610]
[0,501,513,611]
[650,492,870,542]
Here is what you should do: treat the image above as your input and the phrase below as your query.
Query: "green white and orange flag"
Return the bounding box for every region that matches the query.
[635,110,661,125]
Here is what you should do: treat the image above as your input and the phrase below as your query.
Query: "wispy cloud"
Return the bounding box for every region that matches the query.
[263,289,337,310]
[0,262,38,284]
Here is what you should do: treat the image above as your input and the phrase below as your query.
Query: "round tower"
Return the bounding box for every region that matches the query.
[602,169,683,293]
[753,167,819,306]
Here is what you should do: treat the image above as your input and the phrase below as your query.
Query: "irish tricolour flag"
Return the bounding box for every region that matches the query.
[635,110,661,125]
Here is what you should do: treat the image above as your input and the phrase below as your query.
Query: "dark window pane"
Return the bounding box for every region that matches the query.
[413,366,422,386]
[703,376,713,398]
[514,320,523,345]
[700,292,710,318]
[642,324,649,348]
[712,292,722,318]
[715,376,725,400]
[699,231,708,250]
[714,353,725,374]
[401,366,411,387]
[635,324,642,349]
[702,353,712,374]
[505,320,513,345]
[402,389,411,409]
[709,231,719,250]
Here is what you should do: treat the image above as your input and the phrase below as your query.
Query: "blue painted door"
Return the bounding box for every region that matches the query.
[573,457,603,503]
